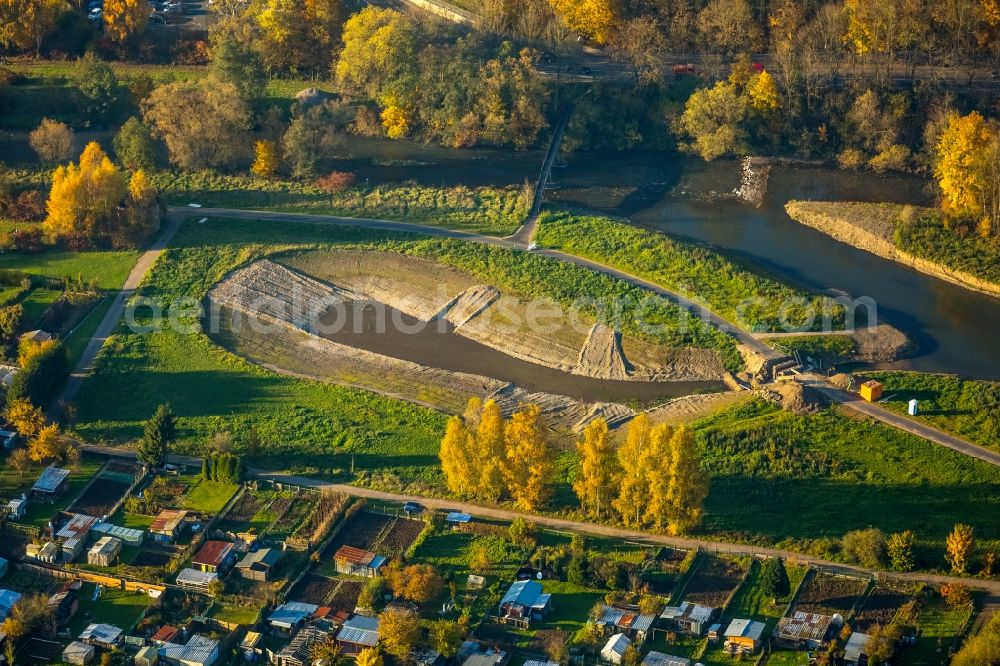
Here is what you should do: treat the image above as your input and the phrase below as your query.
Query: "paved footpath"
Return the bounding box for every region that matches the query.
[56,213,183,409]
[78,442,1000,597]
[153,206,997,468]
[808,380,1000,467]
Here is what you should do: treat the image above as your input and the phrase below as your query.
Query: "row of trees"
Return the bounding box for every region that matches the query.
[440,401,709,535]
[838,522,993,575]
[439,398,555,511]
[574,415,708,535]
[201,452,247,484]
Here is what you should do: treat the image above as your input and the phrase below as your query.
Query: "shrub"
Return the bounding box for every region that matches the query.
[4,190,46,221]
[837,148,865,170]
[868,144,911,173]
[841,528,887,569]
[29,118,74,163]
[314,171,357,193]
[11,229,44,253]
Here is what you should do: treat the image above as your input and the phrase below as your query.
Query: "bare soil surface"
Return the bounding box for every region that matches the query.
[207,257,725,430]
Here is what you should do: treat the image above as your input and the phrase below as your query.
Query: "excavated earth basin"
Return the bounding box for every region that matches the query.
[314,300,720,403]
[206,252,728,431]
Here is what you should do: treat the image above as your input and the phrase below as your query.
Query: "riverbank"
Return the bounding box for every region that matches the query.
[785,201,1000,299]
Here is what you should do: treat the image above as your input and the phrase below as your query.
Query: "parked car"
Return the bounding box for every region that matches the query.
[403,501,424,514]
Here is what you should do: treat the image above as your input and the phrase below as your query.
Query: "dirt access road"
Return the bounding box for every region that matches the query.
[160,206,999,466]
[62,205,997,469]
[76,442,1000,598]
[55,212,184,412]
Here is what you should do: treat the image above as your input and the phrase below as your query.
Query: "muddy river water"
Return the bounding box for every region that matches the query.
[332,139,1000,380]
[315,301,722,404]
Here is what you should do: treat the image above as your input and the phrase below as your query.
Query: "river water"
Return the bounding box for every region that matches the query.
[315,301,722,404]
[333,140,1000,380]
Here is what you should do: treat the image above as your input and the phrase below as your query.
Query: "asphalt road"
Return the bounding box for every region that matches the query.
[77,441,1000,596]
[54,212,184,412]
[809,379,1000,468]
[62,206,997,475]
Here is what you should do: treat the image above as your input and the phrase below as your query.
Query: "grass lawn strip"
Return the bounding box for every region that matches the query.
[535,210,845,333]
[181,479,239,514]
[868,371,1000,454]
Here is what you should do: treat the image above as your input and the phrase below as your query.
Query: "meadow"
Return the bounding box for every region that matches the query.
[694,399,1000,561]
[153,173,531,236]
[895,209,1000,286]
[867,371,1000,454]
[535,211,847,333]
[0,248,139,290]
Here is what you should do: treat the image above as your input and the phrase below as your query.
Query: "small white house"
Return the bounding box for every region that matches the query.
[6,497,27,520]
[600,633,631,665]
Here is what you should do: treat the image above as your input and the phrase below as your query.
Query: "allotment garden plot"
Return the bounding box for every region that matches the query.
[68,461,142,518]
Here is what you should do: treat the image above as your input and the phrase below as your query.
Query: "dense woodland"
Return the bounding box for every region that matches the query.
[3,0,1000,240]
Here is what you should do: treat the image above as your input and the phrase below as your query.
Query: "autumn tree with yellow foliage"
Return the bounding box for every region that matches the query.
[573,417,617,517]
[440,398,553,508]
[43,142,158,248]
[103,0,150,44]
[503,403,555,511]
[548,0,615,44]
[355,648,383,666]
[612,414,651,526]
[44,142,127,242]
[0,0,63,55]
[256,0,345,73]
[945,523,975,574]
[934,111,996,223]
[476,399,507,502]
[28,423,70,463]
[251,140,280,178]
[6,399,46,439]
[663,426,709,535]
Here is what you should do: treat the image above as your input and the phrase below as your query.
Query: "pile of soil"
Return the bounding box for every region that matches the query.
[768,381,831,415]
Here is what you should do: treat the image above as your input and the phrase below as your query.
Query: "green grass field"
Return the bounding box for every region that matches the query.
[727,558,808,632]
[209,602,261,626]
[535,211,847,333]
[900,597,973,665]
[694,399,1000,560]
[868,371,1000,454]
[69,583,154,636]
[18,286,61,326]
[181,479,239,514]
[0,249,139,290]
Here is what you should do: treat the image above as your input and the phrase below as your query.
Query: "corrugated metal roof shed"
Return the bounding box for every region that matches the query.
[33,466,70,493]
[193,540,234,567]
[337,614,379,647]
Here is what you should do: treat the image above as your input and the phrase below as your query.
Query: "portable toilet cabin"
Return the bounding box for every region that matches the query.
[859,380,883,402]
[908,399,919,416]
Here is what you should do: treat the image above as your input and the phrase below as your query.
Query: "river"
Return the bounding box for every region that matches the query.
[314,301,722,404]
[330,141,999,380]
